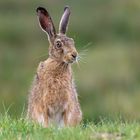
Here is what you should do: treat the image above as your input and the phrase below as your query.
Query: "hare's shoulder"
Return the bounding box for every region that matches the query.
[37,58,54,72]
[36,58,55,79]
[37,58,52,72]
[37,60,47,71]
[35,60,48,79]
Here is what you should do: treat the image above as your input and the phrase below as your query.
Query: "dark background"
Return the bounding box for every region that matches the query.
[0,0,140,122]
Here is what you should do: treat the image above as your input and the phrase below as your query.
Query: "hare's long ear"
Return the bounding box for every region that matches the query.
[59,6,71,34]
[36,7,56,43]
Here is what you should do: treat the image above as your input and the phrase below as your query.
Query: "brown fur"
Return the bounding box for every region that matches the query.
[27,6,82,127]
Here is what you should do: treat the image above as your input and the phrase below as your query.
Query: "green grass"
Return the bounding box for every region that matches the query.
[0,115,140,140]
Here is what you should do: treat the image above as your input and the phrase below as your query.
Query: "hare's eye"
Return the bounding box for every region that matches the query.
[56,41,62,48]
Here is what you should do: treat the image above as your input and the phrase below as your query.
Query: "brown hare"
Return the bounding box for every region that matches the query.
[27,6,82,127]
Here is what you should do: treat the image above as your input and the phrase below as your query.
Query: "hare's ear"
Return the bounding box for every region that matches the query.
[36,7,56,43]
[59,6,71,34]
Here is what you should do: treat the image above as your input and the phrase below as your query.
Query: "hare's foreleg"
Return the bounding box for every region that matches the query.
[36,111,49,127]
[30,105,49,127]
[43,111,49,127]
[63,109,72,126]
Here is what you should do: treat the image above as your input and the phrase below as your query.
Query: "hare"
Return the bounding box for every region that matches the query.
[27,6,82,127]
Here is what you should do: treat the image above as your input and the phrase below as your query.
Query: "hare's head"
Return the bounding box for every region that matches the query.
[36,6,78,64]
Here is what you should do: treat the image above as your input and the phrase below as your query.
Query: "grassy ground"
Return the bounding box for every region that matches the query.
[0,115,140,140]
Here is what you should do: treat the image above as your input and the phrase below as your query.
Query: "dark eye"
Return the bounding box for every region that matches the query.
[56,41,62,48]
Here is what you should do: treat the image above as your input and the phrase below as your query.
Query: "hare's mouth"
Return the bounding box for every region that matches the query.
[68,60,75,63]
[65,57,77,64]
[63,53,78,64]
[70,57,77,63]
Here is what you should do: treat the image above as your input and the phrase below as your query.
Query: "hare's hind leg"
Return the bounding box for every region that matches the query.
[63,109,78,127]
[63,106,82,126]
[71,104,82,126]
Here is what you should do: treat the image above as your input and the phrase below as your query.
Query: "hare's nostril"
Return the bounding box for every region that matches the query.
[71,53,77,59]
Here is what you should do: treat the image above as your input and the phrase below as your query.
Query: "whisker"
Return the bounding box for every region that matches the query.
[78,42,93,55]
[79,59,87,64]
[77,42,93,65]
[79,53,87,57]
[76,60,81,70]
[78,55,87,64]
[82,42,93,49]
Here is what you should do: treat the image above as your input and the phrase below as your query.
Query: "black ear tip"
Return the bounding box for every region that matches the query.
[64,5,70,11]
[36,7,47,13]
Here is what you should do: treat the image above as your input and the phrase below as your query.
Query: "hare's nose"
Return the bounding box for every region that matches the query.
[71,52,77,59]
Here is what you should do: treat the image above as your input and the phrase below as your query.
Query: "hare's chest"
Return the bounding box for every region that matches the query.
[45,76,72,109]
[45,76,72,102]
[45,74,72,95]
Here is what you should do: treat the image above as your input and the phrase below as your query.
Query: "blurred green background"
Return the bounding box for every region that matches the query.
[0,0,140,122]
